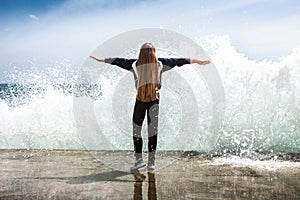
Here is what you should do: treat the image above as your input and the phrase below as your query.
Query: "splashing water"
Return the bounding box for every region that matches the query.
[0,35,299,155]
[198,35,300,154]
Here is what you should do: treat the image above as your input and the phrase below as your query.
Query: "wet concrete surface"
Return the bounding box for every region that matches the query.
[0,149,300,199]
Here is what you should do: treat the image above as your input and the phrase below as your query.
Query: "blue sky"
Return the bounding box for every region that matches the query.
[0,0,300,73]
[0,0,61,16]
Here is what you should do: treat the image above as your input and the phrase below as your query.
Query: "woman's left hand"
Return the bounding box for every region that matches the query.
[89,56,104,62]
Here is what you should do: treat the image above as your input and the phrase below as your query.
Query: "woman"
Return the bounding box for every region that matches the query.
[90,43,210,172]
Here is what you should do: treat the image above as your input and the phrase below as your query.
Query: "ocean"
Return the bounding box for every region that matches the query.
[0,35,299,155]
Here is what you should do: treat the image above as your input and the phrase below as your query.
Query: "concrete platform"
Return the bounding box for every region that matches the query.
[0,150,300,199]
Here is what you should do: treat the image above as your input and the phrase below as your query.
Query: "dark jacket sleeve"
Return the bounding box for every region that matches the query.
[104,58,136,71]
[158,58,191,72]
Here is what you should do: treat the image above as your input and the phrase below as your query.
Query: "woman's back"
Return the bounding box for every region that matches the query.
[136,43,160,102]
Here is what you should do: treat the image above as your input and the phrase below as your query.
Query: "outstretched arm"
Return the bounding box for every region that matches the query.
[89,55,134,71]
[89,56,104,62]
[190,59,210,65]
[159,58,211,72]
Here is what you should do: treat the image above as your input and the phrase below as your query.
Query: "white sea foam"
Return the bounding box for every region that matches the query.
[210,156,300,171]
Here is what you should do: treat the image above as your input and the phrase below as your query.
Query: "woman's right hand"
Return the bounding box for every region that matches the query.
[199,60,210,65]
[190,59,210,65]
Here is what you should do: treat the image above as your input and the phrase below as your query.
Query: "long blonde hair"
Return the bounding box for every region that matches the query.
[136,43,160,102]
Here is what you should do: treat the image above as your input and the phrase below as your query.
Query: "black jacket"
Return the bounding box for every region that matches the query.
[104,57,191,89]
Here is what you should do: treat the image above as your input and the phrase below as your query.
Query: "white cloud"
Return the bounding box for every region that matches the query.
[228,13,300,59]
[0,0,300,67]
[28,14,39,21]
[208,0,270,14]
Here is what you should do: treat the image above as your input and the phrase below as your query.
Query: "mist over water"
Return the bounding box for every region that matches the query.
[0,35,299,155]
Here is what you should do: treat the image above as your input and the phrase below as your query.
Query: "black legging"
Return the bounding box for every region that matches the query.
[132,99,159,157]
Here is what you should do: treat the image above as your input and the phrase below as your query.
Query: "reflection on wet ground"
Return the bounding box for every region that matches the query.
[133,172,157,200]
[0,150,299,199]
